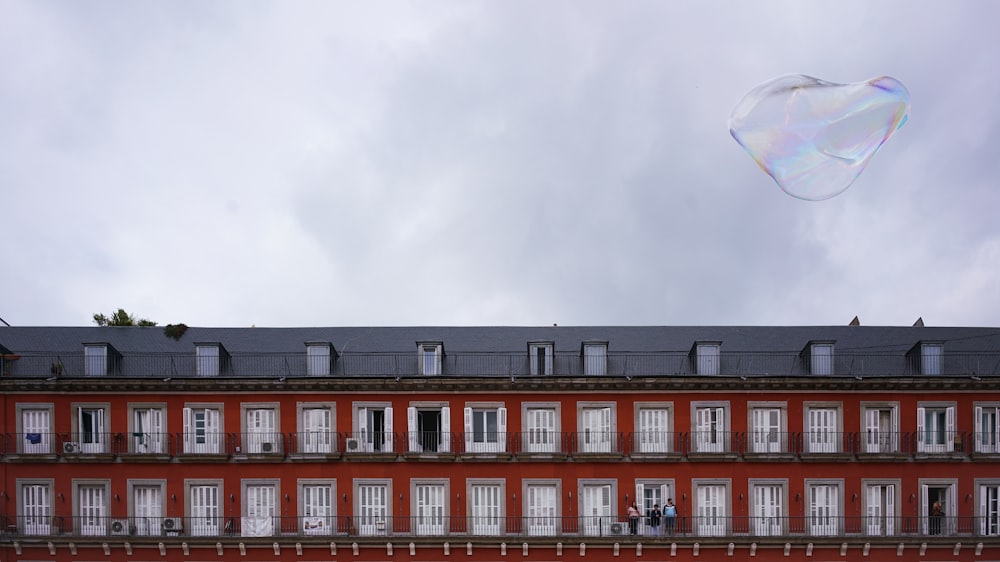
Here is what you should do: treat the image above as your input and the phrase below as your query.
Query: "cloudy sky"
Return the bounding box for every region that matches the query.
[2,1,998,329]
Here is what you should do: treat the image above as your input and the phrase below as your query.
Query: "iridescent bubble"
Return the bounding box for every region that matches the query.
[729,74,910,201]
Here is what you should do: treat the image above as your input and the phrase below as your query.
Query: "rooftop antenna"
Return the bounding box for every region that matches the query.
[849,316,861,327]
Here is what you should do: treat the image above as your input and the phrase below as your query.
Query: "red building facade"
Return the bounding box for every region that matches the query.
[1,325,999,561]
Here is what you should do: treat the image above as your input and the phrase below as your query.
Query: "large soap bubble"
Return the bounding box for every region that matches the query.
[729,75,910,201]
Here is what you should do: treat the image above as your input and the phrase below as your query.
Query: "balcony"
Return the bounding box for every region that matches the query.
[5,351,999,379]
[2,514,995,542]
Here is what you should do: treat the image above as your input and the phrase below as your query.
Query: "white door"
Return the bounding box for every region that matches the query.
[78,408,105,454]
[191,485,220,536]
[133,408,164,454]
[752,409,781,453]
[696,408,725,453]
[809,485,838,536]
[975,407,1000,454]
[303,408,332,453]
[808,408,837,453]
[866,484,895,536]
[22,409,51,454]
[415,485,445,535]
[981,485,999,536]
[79,485,106,536]
[243,485,275,536]
[358,485,388,536]
[865,408,897,453]
[526,485,557,536]
[639,409,669,453]
[638,483,670,536]
[582,485,612,536]
[754,485,783,536]
[303,485,332,535]
[470,485,502,536]
[134,486,162,536]
[526,408,556,453]
[22,484,51,535]
[246,409,277,454]
[184,408,221,454]
[697,485,726,536]
[582,407,612,453]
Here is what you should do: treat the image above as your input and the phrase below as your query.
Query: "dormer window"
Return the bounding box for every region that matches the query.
[582,342,607,376]
[83,343,119,376]
[418,342,443,376]
[195,343,227,377]
[808,342,835,375]
[528,342,553,376]
[694,342,721,375]
[306,342,335,377]
[921,343,943,375]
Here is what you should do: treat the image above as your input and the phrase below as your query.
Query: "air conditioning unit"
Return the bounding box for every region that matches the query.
[261,442,274,453]
[62,442,81,454]
[345,438,362,451]
[162,517,183,533]
[110,518,131,536]
[610,522,624,535]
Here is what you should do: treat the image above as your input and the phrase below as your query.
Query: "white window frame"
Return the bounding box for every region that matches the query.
[354,478,391,536]
[692,479,730,537]
[241,479,279,537]
[578,479,616,536]
[407,403,451,453]
[464,403,507,454]
[916,402,956,454]
[297,402,336,454]
[72,402,110,454]
[975,403,1000,454]
[73,479,110,536]
[84,344,108,376]
[183,403,224,454]
[921,343,943,375]
[195,344,221,377]
[306,343,333,376]
[528,342,554,376]
[749,479,787,537]
[240,402,281,454]
[862,479,899,537]
[691,401,730,453]
[127,479,165,537]
[919,479,957,536]
[695,342,721,375]
[634,402,673,454]
[418,342,443,376]
[185,479,223,537]
[17,404,54,455]
[411,479,449,536]
[582,342,607,376]
[522,402,560,454]
[803,402,842,454]
[577,402,616,454]
[522,479,561,537]
[805,479,843,536]
[861,402,899,454]
[298,479,336,535]
[635,480,674,537]
[810,342,834,375]
[128,403,166,455]
[748,401,787,454]
[466,479,505,536]
[17,479,54,536]
[353,402,394,453]
[976,479,1000,537]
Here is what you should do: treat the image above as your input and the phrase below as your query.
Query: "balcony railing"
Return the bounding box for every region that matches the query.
[3,515,996,540]
[6,351,999,379]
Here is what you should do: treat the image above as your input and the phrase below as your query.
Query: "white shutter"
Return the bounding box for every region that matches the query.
[183,407,192,452]
[358,407,368,443]
[886,485,895,535]
[865,409,879,452]
[916,407,926,453]
[946,407,955,451]
[920,484,929,534]
[407,407,419,452]
[464,407,473,452]
[440,406,451,453]
[498,407,507,453]
[891,407,899,451]
[384,406,393,452]
[636,483,645,511]
[207,409,220,452]
[976,406,984,451]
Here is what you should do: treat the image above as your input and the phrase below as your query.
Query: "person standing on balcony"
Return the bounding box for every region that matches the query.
[930,501,944,535]
[663,498,677,536]
[648,503,662,537]
[627,502,640,535]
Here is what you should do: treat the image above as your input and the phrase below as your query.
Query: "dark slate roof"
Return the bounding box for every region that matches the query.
[1,325,999,354]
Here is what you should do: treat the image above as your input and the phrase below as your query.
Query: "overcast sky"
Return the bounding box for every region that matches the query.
[2,1,998,329]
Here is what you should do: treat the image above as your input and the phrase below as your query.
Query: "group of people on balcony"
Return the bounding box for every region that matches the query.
[625,499,677,536]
